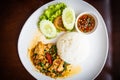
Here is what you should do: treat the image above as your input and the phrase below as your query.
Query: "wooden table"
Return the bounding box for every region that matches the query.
[0,0,119,80]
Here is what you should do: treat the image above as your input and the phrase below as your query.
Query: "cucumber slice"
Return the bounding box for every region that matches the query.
[39,20,57,38]
[62,7,75,30]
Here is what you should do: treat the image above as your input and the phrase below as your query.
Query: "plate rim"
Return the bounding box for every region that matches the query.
[17,0,109,79]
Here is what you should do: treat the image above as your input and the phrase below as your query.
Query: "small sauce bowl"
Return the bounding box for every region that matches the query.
[75,12,98,34]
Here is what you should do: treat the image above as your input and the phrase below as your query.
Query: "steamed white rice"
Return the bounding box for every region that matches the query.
[57,32,89,65]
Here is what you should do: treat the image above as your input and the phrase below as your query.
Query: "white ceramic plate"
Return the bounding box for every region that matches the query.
[18,0,109,80]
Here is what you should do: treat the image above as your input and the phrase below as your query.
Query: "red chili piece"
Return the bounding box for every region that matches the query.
[46,53,52,64]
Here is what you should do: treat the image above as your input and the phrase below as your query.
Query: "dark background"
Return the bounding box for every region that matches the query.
[0,0,120,80]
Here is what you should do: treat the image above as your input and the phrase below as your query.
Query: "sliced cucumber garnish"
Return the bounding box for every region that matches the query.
[39,20,57,38]
[62,7,75,30]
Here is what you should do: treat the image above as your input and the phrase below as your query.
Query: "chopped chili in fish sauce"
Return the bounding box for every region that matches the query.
[77,14,95,33]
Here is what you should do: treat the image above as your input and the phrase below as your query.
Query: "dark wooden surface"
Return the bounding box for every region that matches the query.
[0,0,119,80]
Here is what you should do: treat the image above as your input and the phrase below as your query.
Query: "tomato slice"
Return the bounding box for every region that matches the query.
[54,16,66,31]
[46,53,52,64]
